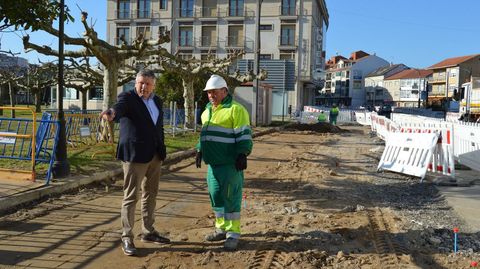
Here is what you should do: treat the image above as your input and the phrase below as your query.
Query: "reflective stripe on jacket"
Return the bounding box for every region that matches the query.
[196,94,253,165]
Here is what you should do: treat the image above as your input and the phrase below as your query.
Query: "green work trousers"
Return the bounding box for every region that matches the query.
[207,164,243,239]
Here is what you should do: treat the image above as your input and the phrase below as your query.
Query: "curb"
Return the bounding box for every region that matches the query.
[0,127,281,215]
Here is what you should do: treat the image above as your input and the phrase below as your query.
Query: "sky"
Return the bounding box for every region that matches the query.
[1,0,479,69]
[325,0,480,68]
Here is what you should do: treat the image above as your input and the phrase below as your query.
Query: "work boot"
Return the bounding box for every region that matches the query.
[224,237,239,251]
[141,231,171,244]
[121,238,137,256]
[205,229,226,242]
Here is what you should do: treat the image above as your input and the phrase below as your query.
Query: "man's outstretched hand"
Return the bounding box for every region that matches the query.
[235,153,247,171]
[195,151,202,168]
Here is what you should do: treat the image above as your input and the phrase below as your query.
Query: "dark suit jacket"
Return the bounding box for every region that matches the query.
[113,89,166,163]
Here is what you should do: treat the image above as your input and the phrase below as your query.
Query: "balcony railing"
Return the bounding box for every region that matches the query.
[226,36,244,47]
[279,6,297,16]
[115,9,131,20]
[278,36,297,47]
[176,7,195,18]
[197,36,218,47]
[134,9,152,19]
[200,7,218,17]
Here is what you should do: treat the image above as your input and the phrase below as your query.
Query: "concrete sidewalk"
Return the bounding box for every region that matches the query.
[434,169,480,233]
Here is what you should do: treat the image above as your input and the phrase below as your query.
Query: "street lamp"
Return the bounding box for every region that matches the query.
[52,0,70,178]
[253,0,263,126]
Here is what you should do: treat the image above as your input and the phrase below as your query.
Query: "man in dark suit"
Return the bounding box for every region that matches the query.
[100,69,170,256]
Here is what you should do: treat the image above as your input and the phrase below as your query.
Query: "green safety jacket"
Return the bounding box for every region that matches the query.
[317,113,327,122]
[196,94,253,165]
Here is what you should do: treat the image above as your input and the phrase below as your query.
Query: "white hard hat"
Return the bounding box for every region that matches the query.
[204,74,228,91]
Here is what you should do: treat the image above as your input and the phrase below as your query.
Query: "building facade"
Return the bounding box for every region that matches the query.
[320,51,390,108]
[106,0,329,114]
[427,54,480,108]
[364,64,409,106]
[384,69,432,108]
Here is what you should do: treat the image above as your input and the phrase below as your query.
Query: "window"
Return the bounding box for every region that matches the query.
[116,27,130,45]
[64,88,78,100]
[159,26,167,36]
[137,0,150,18]
[259,24,273,31]
[202,0,217,17]
[179,27,193,46]
[259,54,272,60]
[201,26,216,46]
[229,0,244,16]
[180,0,194,17]
[280,25,295,46]
[117,0,130,19]
[137,25,151,39]
[281,0,296,15]
[89,87,103,100]
[160,0,167,9]
[227,25,243,47]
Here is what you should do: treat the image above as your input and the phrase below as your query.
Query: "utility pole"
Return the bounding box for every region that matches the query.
[253,0,262,126]
[52,0,70,178]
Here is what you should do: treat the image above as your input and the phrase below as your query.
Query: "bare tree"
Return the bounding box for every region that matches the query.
[15,62,57,113]
[0,66,25,117]
[22,11,171,140]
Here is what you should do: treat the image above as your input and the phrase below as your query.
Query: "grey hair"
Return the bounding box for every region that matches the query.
[136,69,156,80]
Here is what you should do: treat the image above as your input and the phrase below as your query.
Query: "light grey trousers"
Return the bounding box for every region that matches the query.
[121,154,162,240]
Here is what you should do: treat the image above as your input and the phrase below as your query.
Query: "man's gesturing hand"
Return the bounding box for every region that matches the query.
[235,153,247,171]
[195,151,202,168]
[100,108,115,121]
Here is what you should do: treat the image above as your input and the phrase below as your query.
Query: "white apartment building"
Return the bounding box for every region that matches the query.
[106,0,329,114]
[320,51,390,108]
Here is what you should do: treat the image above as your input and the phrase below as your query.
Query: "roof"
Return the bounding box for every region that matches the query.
[366,64,407,77]
[385,69,433,80]
[427,54,480,69]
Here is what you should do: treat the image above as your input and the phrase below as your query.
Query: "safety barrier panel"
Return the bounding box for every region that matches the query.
[354,111,372,126]
[300,106,357,124]
[377,132,439,180]
[0,109,59,184]
[453,121,480,171]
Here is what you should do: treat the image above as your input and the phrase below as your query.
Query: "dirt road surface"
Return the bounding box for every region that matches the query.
[1,125,479,269]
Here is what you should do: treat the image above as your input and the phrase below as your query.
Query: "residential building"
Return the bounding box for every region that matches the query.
[320,51,390,108]
[364,64,409,106]
[106,0,329,115]
[427,54,480,107]
[384,69,432,108]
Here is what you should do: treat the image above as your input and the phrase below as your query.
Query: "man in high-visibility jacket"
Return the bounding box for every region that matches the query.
[329,104,339,125]
[317,110,327,122]
[195,74,253,251]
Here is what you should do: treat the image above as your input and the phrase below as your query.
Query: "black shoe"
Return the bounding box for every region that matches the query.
[205,230,227,242]
[224,237,239,251]
[141,231,171,244]
[121,238,137,256]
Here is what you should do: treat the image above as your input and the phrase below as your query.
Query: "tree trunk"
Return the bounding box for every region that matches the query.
[34,91,42,113]
[8,82,15,118]
[182,79,195,129]
[81,90,88,110]
[0,85,4,116]
[100,65,119,142]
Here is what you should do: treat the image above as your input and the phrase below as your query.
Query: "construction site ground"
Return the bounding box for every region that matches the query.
[1,124,479,269]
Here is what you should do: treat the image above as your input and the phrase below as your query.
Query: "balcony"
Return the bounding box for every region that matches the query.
[223,7,254,20]
[221,36,254,50]
[176,8,195,21]
[114,9,132,20]
[131,9,156,20]
[279,6,297,19]
[197,36,218,49]
[198,7,219,20]
[278,36,297,49]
